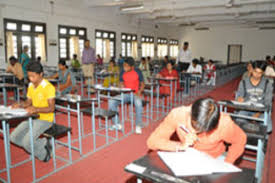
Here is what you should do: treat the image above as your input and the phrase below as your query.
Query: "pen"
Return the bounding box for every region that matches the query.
[179,124,191,134]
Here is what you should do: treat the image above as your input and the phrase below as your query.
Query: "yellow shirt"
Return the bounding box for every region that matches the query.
[27,79,55,122]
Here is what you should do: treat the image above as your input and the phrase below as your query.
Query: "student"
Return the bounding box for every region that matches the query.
[108,57,144,134]
[187,59,202,77]
[6,56,24,84]
[10,61,55,162]
[50,60,76,95]
[103,59,119,87]
[203,59,216,86]
[236,61,273,131]
[139,57,150,84]
[147,97,247,164]
[19,45,30,79]
[36,56,41,63]
[71,54,81,69]
[156,61,179,99]
[118,54,124,70]
[265,59,275,78]
[176,42,192,72]
[242,61,253,80]
[97,54,103,65]
[161,55,169,70]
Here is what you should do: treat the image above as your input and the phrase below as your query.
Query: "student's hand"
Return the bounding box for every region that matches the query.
[182,133,198,148]
[26,106,37,114]
[156,74,161,78]
[253,112,261,118]
[237,97,244,102]
[11,103,20,109]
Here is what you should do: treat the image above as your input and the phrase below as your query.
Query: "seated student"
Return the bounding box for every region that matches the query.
[108,57,145,134]
[6,56,24,85]
[71,54,81,70]
[139,57,150,84]
[242,61,253,80]
[186,58,202,77]
[103,59,119,87]
[118,54,124,70]
[147,97,247,164]
[203,59,216,86]
[97,54,103,65]
[36,56,41,63]
[50,60,76,95]
[10,61,55,162]
[265,59,275,79]
[161,55,169,70]
[156,61,179,99]
[236,61,273,131]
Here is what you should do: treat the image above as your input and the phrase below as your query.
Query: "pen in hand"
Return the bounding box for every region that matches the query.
[179,124,199,149]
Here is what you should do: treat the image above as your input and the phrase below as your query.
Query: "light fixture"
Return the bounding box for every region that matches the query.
[120,5,144,11]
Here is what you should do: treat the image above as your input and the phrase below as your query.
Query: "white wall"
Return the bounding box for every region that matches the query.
[0,0,181,66]
[180,27,275,64]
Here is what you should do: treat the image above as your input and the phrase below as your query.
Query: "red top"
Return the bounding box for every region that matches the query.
[121,69,143,93]
[159,68,180,89]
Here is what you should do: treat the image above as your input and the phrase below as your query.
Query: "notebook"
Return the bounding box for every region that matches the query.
[158,148,241,177]
[0,105,28,116]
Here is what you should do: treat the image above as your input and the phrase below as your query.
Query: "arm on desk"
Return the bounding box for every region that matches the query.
[48,72,58,79]
[12,98,32,109]
[147,110,182,151]
[220,115,247,164]
[26,98,55,114]
[59,73,72,91]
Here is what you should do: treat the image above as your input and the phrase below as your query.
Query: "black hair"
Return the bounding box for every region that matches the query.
[208,59,214,63]
[73,54,77,58]
[37,56,41,61]
[184,42,189,46]
[147,56,151,60]
[9,56,17,62]
[109,59,116,65]
[266,55,271,61]
[141,57,146,61]
[26,61,43,74]
[252,61,267,71]
[164,55,169,60]
[192,58,199,65]
[124,57,135,66]
[191,97,220,133]
[167,60,174,66]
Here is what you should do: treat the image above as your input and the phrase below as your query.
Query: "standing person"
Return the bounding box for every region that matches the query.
[176,42,192,72]
[10,61,55,162]
[139,57,150,84]
[203,59,216,86]
[118,54,124,70]
[97,54,103,65]
[82,40,96,89]
[147,97,247,164]
[108,57,145,134]
[20,45,30,80]
[6,56,24,85]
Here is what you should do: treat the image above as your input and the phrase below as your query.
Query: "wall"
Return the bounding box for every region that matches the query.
[0,0,181,66]
[180,26,275,64]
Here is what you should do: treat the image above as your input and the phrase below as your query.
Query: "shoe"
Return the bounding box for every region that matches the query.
[116,124,122,131]
[43,139,52,162]
[109,124,116,131]
[135,126,142,134]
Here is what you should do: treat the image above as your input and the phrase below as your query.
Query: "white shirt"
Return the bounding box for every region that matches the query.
[187,64,202,77]
[176,49,192,64]
[265,66,275,77]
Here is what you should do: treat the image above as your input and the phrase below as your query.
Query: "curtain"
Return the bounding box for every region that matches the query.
[38,34,46,63]
[6,31,14,60]
[105,39,110,63]
[71,36,80,59]
[131,41,138,59]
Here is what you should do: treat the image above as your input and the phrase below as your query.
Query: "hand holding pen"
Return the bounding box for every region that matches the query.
[176,124,199,151]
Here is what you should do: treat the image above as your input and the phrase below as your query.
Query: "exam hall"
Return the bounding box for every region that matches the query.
[0,0,275,183]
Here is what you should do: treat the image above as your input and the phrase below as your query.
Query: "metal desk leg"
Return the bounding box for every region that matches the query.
[77,102,83,155]
[3,87,7,106]
[28,117,36,182]
[91,102,96,152]
[2,120,11,183]
[121,93,125,134]
[130,92,134,133]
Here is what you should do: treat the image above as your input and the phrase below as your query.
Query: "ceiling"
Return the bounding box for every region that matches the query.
[82,0,275,28]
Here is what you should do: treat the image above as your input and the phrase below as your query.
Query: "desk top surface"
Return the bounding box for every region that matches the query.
[0,113,38,121]
[125,152,255,183]
[55,94,97,103]
[218,100,267,112]
[0,83,19,88]
[92,85,134,92]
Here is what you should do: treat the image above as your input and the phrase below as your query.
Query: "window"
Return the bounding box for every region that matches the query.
[227,44,242,64]
[95,30,116,62]
[121,33,137,58]
[58,25,87,60]
[4,19,47,62]
[157,38,168,58]
[141,35,154,58]
[169,39,179,58]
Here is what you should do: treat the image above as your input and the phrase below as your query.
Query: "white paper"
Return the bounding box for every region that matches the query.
[125,163,146,174]
[158,148,241,177]
[0,106,28,116]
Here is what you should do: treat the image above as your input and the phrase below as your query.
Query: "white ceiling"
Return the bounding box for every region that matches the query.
[82,0,275,28]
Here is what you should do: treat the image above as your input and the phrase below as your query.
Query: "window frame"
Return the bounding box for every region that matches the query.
[121,32,137,57]
[95,29,116,59]
[141,35,154,57]
[169,39,179,58]
[157,37,168,58]
[58,25,87,60]
[4,18,47,62]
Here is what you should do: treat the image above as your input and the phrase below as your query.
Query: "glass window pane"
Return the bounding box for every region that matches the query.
[96,31,102,37]
[122,35,126,40]
[110,33,115,39]
[141,37,145,42]
[133,36,136,40]
[146,38,149,42]
[22,24,31,31]
[122,42,126,57]
[12,36,18,58]
[79,30,85,36]
[79,39,84,57]
[70,38,75,58]
[127,35,131,40]
[35,25,43,32]
[103,32,108,38]
[96,38,103,56]
[7,22,17,30]
[70,29,76,35]
[60,28,67,34]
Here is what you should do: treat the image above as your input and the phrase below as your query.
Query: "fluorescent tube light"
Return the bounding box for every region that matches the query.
[120,5,144,11]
